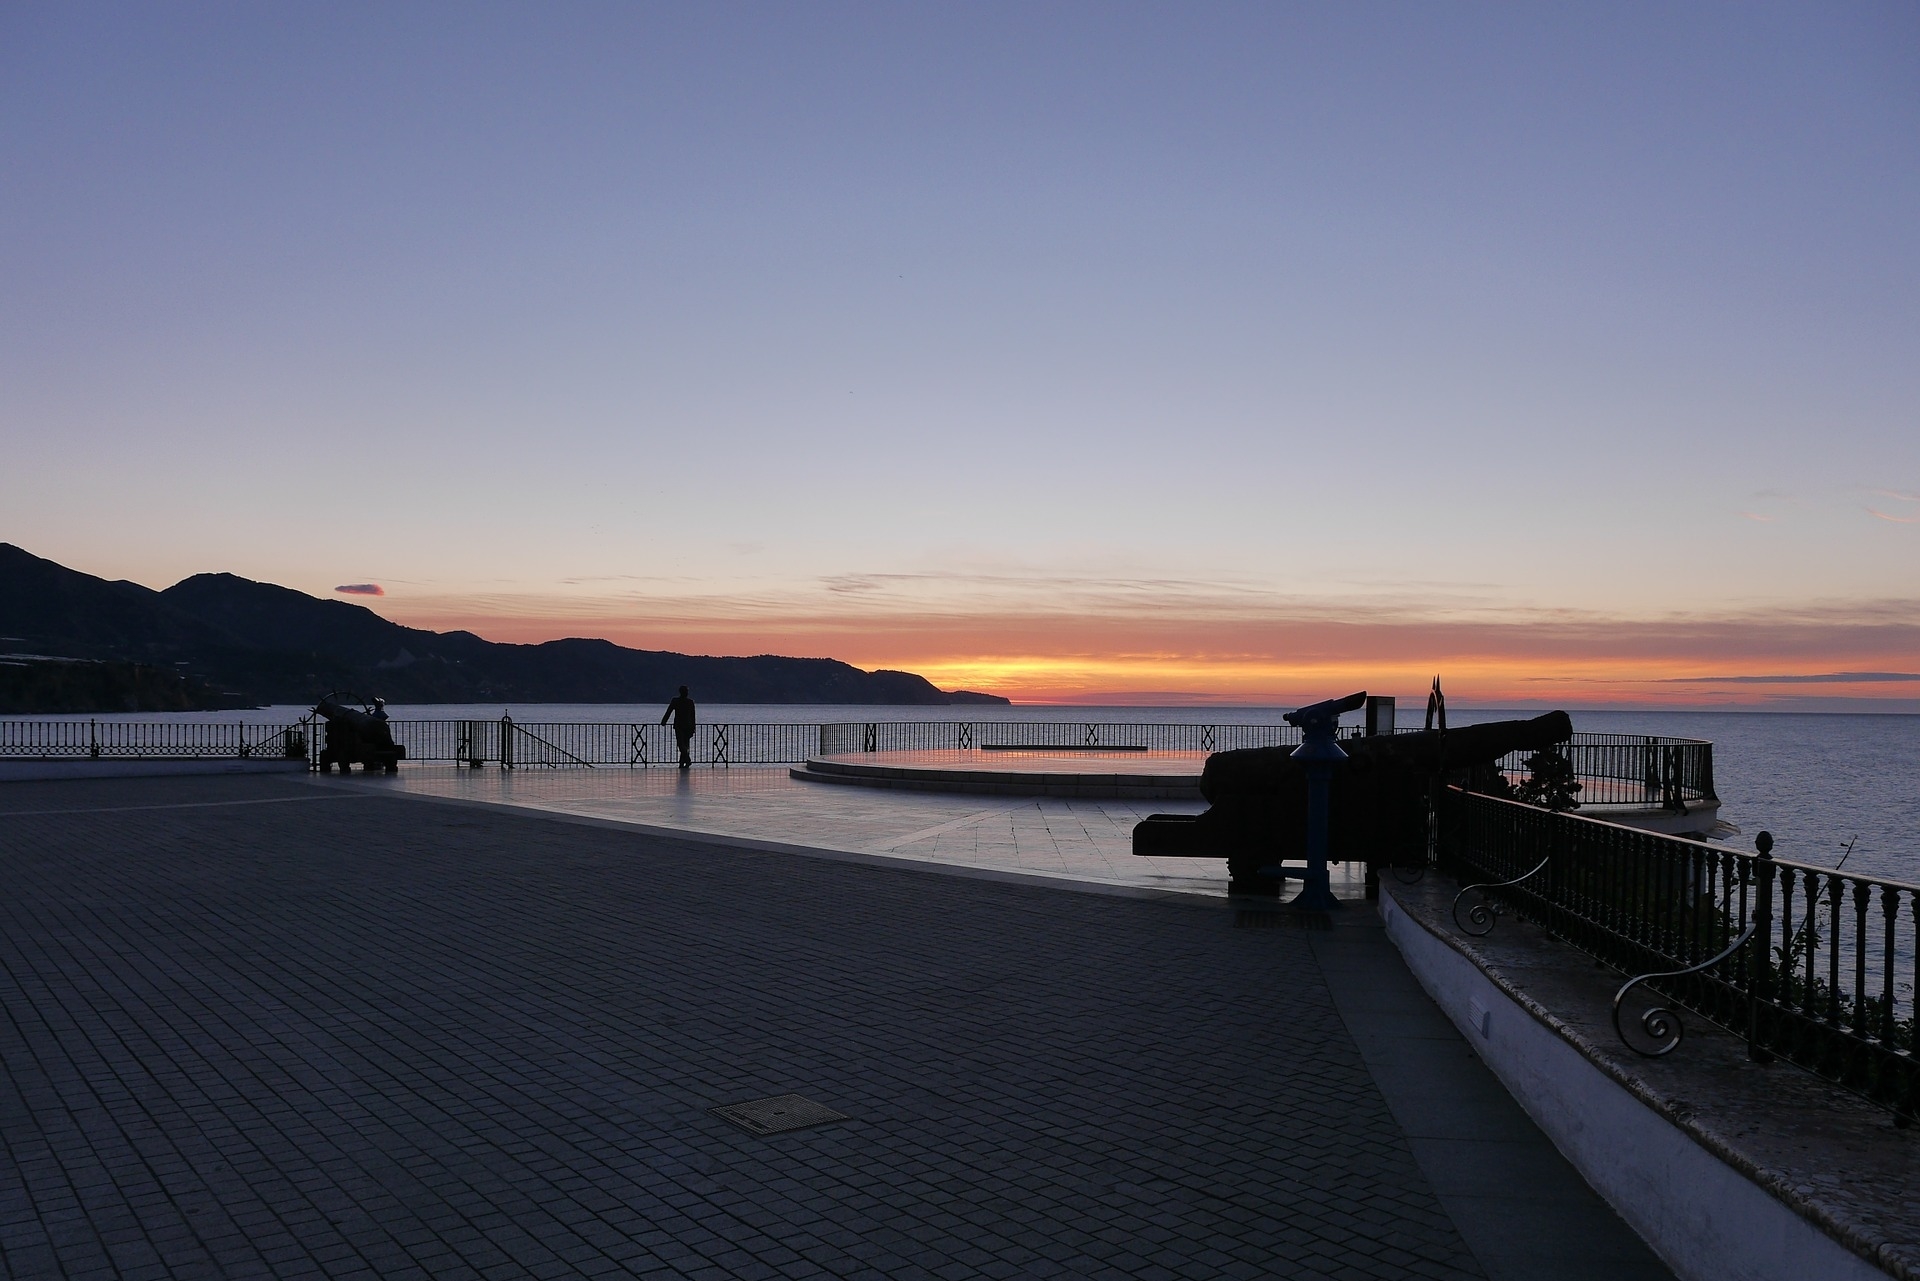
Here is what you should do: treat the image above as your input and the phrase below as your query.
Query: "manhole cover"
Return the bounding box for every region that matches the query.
[710,1093,850,1136]
[1235,909,1331,930]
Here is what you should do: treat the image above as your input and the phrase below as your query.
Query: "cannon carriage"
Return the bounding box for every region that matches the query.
[313,694,406,773]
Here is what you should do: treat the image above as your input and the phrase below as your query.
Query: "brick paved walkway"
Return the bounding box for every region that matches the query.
[0,776,1657,1279]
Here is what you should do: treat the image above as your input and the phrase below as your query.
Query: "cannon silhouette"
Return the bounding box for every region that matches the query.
[1134,711,1572,895]
[314,695,406,774]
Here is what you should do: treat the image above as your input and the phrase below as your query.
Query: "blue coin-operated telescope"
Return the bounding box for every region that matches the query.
[1280,690,1368,911]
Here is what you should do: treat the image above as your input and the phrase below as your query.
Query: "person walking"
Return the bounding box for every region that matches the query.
[661,686,697,769]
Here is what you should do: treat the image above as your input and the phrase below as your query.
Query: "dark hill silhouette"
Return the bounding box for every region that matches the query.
[0,543,1008,711]
[0,542,233,659]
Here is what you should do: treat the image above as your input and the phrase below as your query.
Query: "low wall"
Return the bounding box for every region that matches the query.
[1380,884,1891,1281]
[0,758,309,782]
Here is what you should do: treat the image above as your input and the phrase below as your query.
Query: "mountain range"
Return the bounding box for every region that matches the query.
[0,544,1007,713]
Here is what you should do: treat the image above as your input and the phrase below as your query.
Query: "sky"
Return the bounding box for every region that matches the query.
[3,2,1917,707]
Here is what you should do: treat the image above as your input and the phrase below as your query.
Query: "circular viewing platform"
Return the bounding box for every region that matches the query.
[792,748,1208,800]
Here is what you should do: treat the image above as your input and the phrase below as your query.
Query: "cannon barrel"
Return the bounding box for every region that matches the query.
[1199,710,1570,803]
[1137,710,1575,893]
[314,696,393,744]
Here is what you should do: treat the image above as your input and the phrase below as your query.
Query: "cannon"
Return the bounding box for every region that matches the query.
[314,694,406,773]
[1134,710,1573,895]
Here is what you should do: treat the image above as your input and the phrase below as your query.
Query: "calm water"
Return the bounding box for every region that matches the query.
[25,703,1919,883]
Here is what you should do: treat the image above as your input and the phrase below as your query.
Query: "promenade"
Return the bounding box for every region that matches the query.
[0,772,1671,1280]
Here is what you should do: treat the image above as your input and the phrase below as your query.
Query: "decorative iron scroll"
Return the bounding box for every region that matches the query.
[1450,856,1549,936]
[1611,920,1757,1057]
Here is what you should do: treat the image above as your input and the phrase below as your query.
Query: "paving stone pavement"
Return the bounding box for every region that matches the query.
[0,776,1660,1279]
[332,765,1377,901]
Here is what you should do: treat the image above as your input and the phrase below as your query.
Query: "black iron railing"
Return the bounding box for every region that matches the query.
[372,719,828,768]
[0,718,1714,803]
[816,724,1715,808]
[1438,787,1918,1122]
[1491,734,1715,808]
[450,720,823,768]
[816,721,1309,755]
[0,718,309,760]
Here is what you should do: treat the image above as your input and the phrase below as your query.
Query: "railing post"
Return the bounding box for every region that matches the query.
[89,718,99,760]
[863,722,876,753]
[500,714,514,770]
[1748,832,1776,1063]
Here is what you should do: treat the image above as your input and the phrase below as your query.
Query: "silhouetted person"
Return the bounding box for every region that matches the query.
[661,686,696,769]
[370,696,388,724]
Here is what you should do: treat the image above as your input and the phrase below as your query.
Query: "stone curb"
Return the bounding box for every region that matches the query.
[1386,878,1918,1280]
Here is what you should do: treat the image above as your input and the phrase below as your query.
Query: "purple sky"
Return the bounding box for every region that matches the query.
[3,3,1917,704]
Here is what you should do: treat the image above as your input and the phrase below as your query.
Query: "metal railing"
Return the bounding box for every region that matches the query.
[817,724,1714,808]
[1438,787,1919,1122]
[817,721,1312,755]
[370,719,825,768]
[1491,734,1715,809]
[0,718,309,760]
[443,720,823,768]
[0,717,1714,805]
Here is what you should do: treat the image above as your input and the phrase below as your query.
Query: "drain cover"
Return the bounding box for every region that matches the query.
[711,1093,850,1136]
[1235,909,1331,930]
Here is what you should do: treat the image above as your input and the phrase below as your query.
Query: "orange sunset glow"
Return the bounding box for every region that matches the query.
[379,588,1920,707]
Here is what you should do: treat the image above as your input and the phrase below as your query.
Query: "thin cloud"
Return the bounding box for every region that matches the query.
[1656,672,1920,685]
[335,583,385,596]
[1869,488,1920,503]
[1739,512,1776,523]
[823,575,886,594]
[1867,508,1920,524]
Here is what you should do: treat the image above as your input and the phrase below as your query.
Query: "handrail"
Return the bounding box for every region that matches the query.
[0,718,1716,808]
[1438,791,1920,1122]
[1451,856,1549,936]
[506,723,594,768]
[1613,919,1758,1057]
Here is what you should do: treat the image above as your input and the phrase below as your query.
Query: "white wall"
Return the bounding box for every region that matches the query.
[1380,887,1884,1281]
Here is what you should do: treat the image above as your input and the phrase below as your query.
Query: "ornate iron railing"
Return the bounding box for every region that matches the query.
[0,718,309,760]
[0,718,1713,803]
[816,721,1309,755]
[1438,787,1919,1122]
[1491,733,1715,808]
[816,724,1714,808]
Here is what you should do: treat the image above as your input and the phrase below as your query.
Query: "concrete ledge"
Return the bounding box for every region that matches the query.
[791,759,1202,800]
[1578,800,1726,838]
[0,758,309,782]
[1381,880,1912,1281]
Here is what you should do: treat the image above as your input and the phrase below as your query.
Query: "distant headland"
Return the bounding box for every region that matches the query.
[0,544,1010,714]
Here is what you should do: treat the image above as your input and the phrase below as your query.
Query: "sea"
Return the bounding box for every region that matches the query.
[24,703,1920,885]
